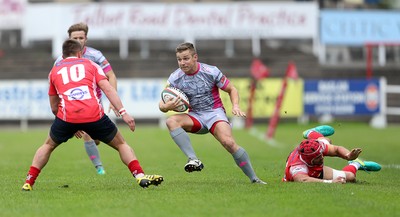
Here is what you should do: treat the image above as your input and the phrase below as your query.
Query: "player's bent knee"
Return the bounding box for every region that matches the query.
[333,169,356,182]
[82,133,92,141]
[165,116,181,129]
[345,172,356,182]
[220,139,238,153]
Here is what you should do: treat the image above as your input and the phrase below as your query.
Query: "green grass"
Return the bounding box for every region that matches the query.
[0,122,399,217]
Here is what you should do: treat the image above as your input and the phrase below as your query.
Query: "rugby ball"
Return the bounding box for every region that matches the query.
[161,87,190,112]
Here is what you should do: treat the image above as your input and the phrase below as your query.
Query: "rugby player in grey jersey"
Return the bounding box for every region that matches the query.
[159,42,266,184]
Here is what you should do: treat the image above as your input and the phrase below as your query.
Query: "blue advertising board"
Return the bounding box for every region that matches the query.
[320,10,400,45]
[304,79,380,115]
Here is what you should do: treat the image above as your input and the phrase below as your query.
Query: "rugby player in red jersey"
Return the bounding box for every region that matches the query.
[283,125,381,183]
[22,39,163,191]
[54,23,118,175]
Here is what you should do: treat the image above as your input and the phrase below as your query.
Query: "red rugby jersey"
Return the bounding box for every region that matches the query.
[48,57,107,123]
[283,140,330,181]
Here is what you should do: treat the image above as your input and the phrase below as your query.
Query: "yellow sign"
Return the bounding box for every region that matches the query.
[221,78,303,118]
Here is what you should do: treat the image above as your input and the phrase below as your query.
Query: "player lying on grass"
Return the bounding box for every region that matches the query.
[283,125,381,183]
[22,39,163,191]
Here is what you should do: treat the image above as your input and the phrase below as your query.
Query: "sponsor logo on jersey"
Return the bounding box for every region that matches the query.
[65,86,91,100]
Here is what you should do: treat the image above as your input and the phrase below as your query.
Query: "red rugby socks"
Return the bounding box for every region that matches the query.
[25,166,41,186]
[342,164,357,175]
[128,160,144,177]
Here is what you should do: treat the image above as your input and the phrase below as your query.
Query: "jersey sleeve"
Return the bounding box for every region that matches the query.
[167,70,180,87]
[290,164,309,178]
[94,50,112,73]
[91,60,108,83]
[48,72,57,96]
[214,68,230,90]
[317,138,330,156]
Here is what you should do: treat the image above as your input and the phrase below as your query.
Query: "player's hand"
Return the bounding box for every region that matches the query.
[108,104,120,117]
[232,105,246,117]
[122,113,136,132]
[332,176,346,184]
[74,130,84,139]
[164,96,183,111]
[345,148,362,160]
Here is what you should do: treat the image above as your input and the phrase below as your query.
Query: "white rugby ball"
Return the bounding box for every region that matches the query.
[161,87,190,112]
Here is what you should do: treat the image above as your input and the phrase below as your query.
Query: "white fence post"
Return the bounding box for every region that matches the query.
[386,84,400,115]
[371,77,400,128]
[370,77,387,128]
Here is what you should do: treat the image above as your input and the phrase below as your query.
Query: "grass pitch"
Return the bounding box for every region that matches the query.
[0,122,399,217]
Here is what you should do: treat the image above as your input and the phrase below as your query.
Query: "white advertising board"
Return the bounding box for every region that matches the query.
[23,2,317,40]
[21,2,318,56]
[0,79,166,120]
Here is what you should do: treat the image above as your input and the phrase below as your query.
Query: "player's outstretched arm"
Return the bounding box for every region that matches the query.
[344,148,362,161]
[293,173,346,184]
[223,83,246,117]
[326,145,362,160]
[121,113,135,132]
[106,70,119,117]
[98,79,135,131]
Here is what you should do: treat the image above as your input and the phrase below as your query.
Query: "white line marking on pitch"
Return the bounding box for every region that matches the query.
[248,127,285,147]
[381,164,400,169]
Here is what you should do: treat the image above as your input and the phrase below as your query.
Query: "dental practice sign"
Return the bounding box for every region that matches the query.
[304,79,380,115]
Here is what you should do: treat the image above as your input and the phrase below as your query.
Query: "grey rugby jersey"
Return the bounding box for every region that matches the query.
[167,62,230,112]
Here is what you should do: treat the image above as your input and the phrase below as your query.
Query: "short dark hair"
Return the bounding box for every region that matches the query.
[176,42,196,55]
[62,39,82,58]
[68,22,89,37]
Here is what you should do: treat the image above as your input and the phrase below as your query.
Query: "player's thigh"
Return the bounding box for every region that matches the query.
[166,113,194,130]
[212,121,233,140]
[212,121,239,153]
[107,131,126,150]
[322,166,334,179]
